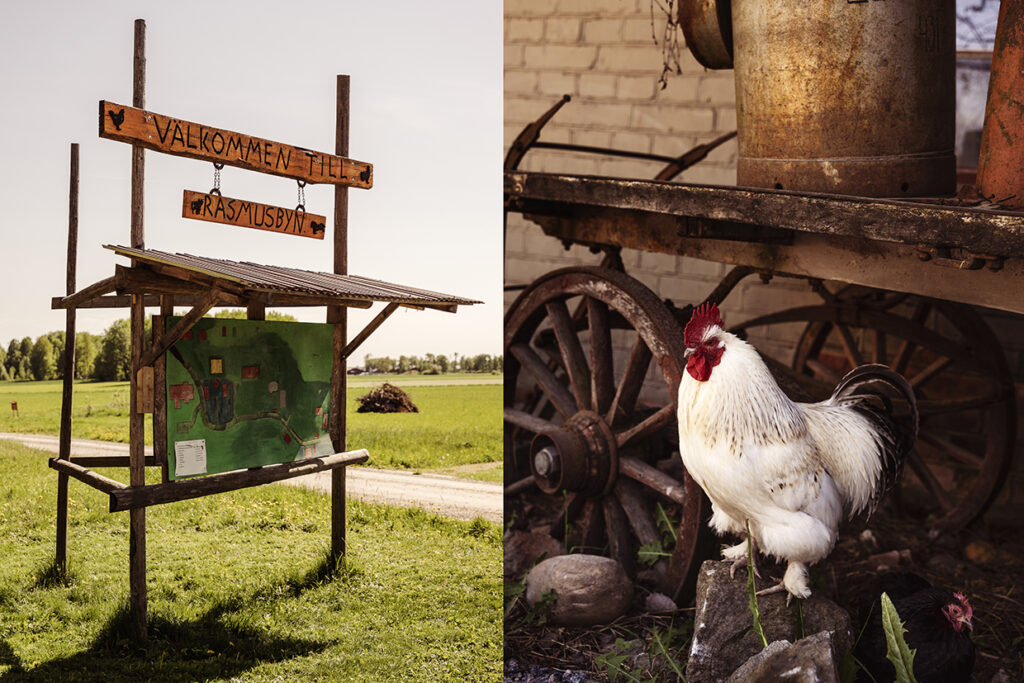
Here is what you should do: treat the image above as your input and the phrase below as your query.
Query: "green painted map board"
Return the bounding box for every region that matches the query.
[164,316,334,480]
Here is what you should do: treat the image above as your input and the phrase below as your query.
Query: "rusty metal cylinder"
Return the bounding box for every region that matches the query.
[977,0,1024,209]
[731,0,956,197]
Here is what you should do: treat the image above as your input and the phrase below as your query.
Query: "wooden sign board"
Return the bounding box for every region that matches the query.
[183,190,326,239]
[99,100,372,188]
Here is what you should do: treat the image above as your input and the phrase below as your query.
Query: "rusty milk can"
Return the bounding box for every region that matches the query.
[685,0,956,197]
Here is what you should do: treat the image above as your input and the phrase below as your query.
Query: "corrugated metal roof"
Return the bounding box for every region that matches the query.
[106,245,481,308]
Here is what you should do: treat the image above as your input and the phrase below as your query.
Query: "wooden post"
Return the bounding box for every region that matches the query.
[128,17,148,643]
[55,142,79,574]
[329,75,350,563]
[153,297,173,482]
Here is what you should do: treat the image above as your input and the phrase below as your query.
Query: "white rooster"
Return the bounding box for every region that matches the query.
[677,302,917,600]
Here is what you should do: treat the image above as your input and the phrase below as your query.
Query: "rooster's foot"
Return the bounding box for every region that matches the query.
[755,581,793,606]
[723,538,761,580]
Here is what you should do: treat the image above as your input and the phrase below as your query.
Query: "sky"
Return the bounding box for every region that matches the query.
[0,1,502,362]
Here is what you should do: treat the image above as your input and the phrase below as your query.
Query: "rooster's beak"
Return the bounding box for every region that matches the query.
[960,616,973,632]
[684,347,694,359]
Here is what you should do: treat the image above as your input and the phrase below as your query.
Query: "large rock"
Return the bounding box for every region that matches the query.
[686,560,853,683]
[727,631,840,683]
[525,554,633,627]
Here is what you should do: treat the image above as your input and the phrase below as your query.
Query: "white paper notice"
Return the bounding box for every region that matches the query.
[174,439,208,477]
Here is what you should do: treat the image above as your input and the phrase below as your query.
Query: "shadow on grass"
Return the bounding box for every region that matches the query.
[0,551,367,682]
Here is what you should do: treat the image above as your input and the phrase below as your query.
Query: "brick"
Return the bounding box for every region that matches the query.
[504,96,548,126]
[597,157,660,179]
[507,18,544,42]
[658,275,718,305]
[623,17,658,43]
[681,164,737,186]
[572,129,613,147]
[740,282,821,317]
[632,105,715,133]
[546,17,582,43]
[696,75,736,104]
[583,19,625,44]
[539,71,577,96]
[539,125,572,144]
[504,222,530,255]
[611,131,652,154]
[715,107,738,132]
[595,45,665,73]
[507,0,559,17]
[655,75,704,103]
[505,43,525,68]
[557,101,633,128]
[504,70,538,96]
[639,251,681,275]
[651,134,700,158]
[524,44,598,69]
[558,0,637,16]
[579,73,617,98]
[617,75,656,100]
[705,136,738,164]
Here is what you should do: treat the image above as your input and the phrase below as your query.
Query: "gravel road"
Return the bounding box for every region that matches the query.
[0,432,502,524]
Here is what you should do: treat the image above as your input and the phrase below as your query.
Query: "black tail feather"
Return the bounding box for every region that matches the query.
[831,363,918,501]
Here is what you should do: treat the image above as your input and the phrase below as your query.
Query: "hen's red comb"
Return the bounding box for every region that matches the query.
[954,592,973,618]
[684,302,724,348]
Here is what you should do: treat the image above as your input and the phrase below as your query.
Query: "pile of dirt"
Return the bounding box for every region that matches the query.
[356,383,418,413]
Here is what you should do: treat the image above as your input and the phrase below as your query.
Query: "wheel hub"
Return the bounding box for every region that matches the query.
[529,410,618,496]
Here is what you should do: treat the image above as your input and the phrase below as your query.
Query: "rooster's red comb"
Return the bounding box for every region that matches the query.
[684,302,724,348]
[954,592,973,617]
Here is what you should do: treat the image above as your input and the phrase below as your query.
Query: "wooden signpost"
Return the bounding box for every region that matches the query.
[182,190,327,239]
[99,100,373,187]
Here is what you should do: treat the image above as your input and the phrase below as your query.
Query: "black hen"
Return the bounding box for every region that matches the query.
[853,572,975,683]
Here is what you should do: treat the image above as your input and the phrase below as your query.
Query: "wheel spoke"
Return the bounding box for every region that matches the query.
[805,358,841,384]
[918,431,983,469]
[505,475,538,496]
[620,456,688,505]
[616,403,675,450]
[551,492,581,542]
[603,496,633,569]
[836,323,864,369]
[577,498,604,552]
[510,342,577,419]
[917,390,1002,416]
[588,297,615,415]
[909,356,954,391]
[606,337,653,427]
[614,479,660,546]
[907,449,954,512]
[504,407,558,435]
[892,300,930,374]
[546,299,592,411]
[873,329,886,365]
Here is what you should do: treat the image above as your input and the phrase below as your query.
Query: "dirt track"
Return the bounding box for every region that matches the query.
[0,432,502,524]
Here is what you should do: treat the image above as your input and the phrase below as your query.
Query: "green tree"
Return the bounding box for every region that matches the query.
[17,357,31,381]
[30,336,56,380]
[46,331,65,378]
[75,333,99,379]
[94,319,131,381]
[213,309,298,322]
[436,354,450,374]
[4,339,19,377]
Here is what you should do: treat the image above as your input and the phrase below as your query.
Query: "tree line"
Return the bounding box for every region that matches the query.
[360,352,503,375]
[1,311,502,382]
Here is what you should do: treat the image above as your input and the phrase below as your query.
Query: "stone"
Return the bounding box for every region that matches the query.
[525,554,633,627]
[645,592,678,614]
[504,531,563,580]
[727,631,840,683]
[724,640,790,683]
[686,560,853,683]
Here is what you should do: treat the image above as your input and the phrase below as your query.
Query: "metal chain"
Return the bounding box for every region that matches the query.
[296,180,306,213]
[211,162,224,196]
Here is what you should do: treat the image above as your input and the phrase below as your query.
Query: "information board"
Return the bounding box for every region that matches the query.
[165,316,334,479]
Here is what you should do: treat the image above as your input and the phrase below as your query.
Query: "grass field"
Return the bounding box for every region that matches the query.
[0,380,501,480]
[0,439,501,681]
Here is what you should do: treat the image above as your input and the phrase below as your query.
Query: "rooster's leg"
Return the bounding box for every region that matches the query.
[756,562,810,605]
[722,537,761,580]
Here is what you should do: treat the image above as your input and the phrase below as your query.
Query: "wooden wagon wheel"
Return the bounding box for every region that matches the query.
[504,266,714,603]
[733,288,1017,531]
